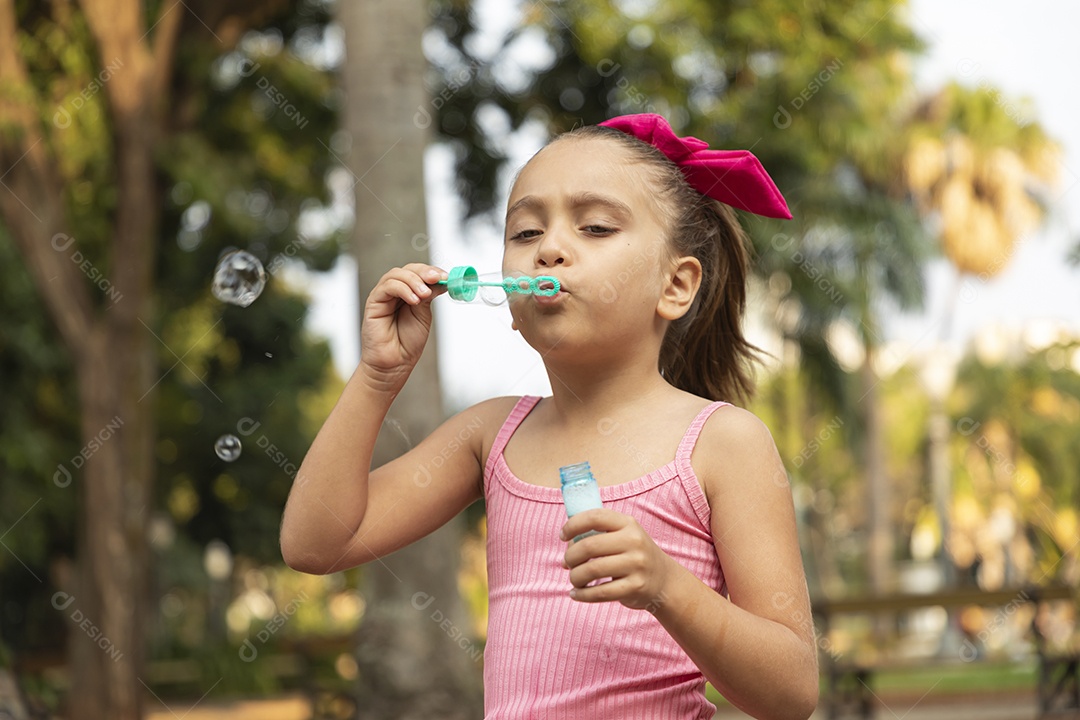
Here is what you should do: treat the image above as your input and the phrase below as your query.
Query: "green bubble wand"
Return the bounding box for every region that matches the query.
[435,265,561,302]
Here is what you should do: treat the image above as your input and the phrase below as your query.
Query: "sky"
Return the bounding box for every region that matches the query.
[299,0,1080,409]
[890,0,1080,365]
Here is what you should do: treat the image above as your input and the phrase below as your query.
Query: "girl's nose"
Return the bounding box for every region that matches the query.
[534,233,568,267]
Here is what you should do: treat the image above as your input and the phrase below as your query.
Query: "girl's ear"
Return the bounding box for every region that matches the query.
[657,255,702,321]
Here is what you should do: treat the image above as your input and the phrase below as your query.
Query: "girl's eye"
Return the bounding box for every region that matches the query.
[583,225,616,235]
[509,229,542,241]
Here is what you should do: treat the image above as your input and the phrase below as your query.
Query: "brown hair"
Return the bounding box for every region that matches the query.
[551,125,765,404]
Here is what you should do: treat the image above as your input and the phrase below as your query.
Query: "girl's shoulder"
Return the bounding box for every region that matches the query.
[425,396,527,473]
[692,403,786,500]
[463,395,531,468]
[698,402,771,437]
[468,394,529,424]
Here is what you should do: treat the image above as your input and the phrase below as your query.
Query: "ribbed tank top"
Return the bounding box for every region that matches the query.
[482,395,731,719]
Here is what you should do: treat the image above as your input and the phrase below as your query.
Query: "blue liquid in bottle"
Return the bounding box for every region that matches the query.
[560,461,603,542]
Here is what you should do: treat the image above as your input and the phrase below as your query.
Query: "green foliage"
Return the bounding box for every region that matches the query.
[0,0,347,671]
[0,226,80,662]
[145,14,349,562]
[908,81,1056,160]
[953,344,1080,510]
[751,341,1080,593]
[0,226,78,554]
[427,0,921,211]
[942,344,1080,587]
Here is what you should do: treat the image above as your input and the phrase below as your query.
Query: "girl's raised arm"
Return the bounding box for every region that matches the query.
[279,264,494,574]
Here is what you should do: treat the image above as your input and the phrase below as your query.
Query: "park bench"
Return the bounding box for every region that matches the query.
[811,584,1078,719]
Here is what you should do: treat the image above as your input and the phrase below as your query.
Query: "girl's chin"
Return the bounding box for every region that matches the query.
[516,327,588,357]
[508,293,568,315]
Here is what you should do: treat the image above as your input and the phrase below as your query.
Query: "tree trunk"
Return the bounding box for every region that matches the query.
[339,1,484,717]
[861,345,892,595]
[64,7,163,712]
[0,1,176,716]
[68,331,154,720]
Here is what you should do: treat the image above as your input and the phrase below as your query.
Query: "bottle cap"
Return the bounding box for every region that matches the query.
[444,265,479,302]
[559,461,593,487]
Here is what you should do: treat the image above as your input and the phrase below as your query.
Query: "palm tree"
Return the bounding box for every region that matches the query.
[902,82,1060,589]
[758,181,929,597]
[904,83,1059,299]
[338,1,483,716]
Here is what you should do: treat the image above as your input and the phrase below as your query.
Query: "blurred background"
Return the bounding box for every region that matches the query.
[0,0,1077,718]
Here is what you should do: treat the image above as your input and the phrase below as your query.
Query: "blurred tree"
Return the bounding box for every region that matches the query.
[902,82,1060,595]
[0,3,185,715]
[0,221,78,709]
[904,82,1060,333]
[337,1,484,716]
[749,364,860,595]
[949,345,1080,589]
[0,0,344,716]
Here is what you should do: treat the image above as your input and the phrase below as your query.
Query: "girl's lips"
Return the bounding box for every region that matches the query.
[536,278,561,293]
[533,290,567,306]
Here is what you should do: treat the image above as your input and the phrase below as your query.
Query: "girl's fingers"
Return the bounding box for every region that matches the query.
[370,278,420,305]
[561,533,622,569]
[360,265,447,374]
[402,263,448,284]
[375,267,447,302]
[396,264,448,288]
[568,577,629,603]
[568,555,621,589]
[557,507,626,539]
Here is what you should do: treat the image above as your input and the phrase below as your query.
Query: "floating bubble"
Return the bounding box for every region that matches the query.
[215,434,242,462]
[212,250,266,307]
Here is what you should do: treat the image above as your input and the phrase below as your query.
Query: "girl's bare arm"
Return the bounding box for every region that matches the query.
[280,263,504,574]
[652,406,819,719]
[280,379,508,574]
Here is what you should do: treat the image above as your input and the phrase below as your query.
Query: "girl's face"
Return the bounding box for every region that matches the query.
[502,136,678,358]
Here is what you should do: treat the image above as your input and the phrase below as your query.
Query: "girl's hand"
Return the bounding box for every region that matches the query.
[560,509,678,613]
[359,263,447,391]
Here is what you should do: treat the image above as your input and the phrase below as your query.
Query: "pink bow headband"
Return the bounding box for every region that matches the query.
[598,113,792,220]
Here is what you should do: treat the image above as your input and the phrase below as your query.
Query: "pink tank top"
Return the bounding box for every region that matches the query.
[482,395,731,719]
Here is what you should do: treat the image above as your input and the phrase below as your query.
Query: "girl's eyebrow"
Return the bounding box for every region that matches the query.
[569,191,633,218]
[506,191,633,222]
[505,194,544,222]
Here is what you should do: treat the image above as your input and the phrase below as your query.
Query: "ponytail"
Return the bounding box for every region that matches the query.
[659,200,763,404]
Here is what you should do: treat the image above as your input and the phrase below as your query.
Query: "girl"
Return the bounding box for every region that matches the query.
[281,114,818,719]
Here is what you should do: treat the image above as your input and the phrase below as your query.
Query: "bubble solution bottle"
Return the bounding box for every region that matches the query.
[559,461,604,543]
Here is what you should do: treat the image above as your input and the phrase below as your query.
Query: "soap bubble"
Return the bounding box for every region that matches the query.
[478,281,507,307]
[214,434,242,462]
[212,250,266,307]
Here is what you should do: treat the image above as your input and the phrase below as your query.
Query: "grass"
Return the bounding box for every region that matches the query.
[706,660,1038,706]
[871,660,1036,694]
